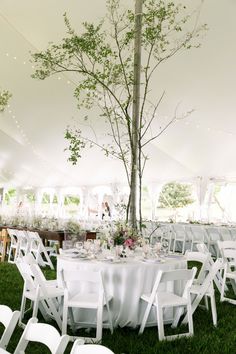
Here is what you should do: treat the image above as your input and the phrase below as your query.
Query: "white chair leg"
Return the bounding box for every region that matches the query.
[62,304,68,335]
[32,297,39,318]
[68,307,76,334]
[139,301,153,335]
[173,239,176,253]
[96,306,103,342]
[156,305,165,341]
[106,303,113,334]
[210,295,217,327]
[187,302,194,336]
[19,295,26,323]
[43,249,54,269]
[171,307,184,328]
[47,298,62,330]
[204,295,209,310]
[220,273,226,302]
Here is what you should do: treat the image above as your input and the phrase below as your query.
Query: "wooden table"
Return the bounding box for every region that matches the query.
[37,230,65,249]
[0,226,97,254]
[0,229,10,262]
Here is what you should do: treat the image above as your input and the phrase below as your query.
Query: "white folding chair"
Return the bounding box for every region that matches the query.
[14,317,69,354]
[27,230,54,269]
[190,226,207,251]
[220,248,236,305]
[184,251,218,326]
[205,227,221,257]
[7,229,28,263]
[196,243,226,294]
[139,267,197,341]
[0,305,20,350]
[22,253,59,288]
[61,269,113,343]
[171,224,187,254]
[181,258,223,326]
[16,258,63,330]
[229,227,236,241]
[70,339,115,354]
[217,240,236,255]
[219,227,232,241]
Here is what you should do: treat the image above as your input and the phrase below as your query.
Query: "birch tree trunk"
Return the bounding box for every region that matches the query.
[129,0,143,229]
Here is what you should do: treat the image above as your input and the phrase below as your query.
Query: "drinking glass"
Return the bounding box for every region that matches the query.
[115,245,123,258]
[162,239,169,255]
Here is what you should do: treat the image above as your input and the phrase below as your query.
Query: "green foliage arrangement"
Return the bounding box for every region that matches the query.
[4,188,16,205]
[64,195,80,206]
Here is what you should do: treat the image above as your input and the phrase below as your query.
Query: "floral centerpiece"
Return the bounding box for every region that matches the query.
[63,219,84,244]
[110,221,142,249]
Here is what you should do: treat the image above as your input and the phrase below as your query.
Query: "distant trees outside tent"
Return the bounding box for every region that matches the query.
[63,194,80,217]
[156,182,196,222]
[2,182,236,223]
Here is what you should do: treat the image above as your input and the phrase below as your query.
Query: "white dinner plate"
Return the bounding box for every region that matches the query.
[142,258,165,263]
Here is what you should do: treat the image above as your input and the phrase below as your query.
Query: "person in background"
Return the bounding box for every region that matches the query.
[102,201,111,219]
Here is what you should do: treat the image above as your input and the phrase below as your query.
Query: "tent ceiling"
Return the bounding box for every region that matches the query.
[0,0,236,188]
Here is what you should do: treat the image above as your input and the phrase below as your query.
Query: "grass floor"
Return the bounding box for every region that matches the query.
[0,261,236,354]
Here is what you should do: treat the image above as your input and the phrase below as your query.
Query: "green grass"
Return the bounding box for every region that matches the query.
[1,262,236,353]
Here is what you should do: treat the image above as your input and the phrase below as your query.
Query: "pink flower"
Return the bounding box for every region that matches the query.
[124,238,135,248]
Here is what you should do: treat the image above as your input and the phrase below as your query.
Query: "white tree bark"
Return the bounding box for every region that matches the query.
[129,0,143,228]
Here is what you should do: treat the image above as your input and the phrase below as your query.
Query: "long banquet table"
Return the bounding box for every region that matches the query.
[57,253,186,328]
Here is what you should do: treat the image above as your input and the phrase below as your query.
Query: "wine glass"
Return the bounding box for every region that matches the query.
[115,245,123,259]
[142,243,150,258]
[75,241,83,251]
[162,238,169,256]
[155,241,162,256]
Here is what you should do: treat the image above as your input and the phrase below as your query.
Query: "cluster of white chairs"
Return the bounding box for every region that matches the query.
[15,253,113,344]
[217,240,236,305]
[0,311,114,353]
[5,234,236,346]
[146,222,236,256]
[7,228,55,269]
[138,244,224,341]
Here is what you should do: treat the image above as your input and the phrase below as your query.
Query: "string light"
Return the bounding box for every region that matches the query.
[181,119,236,137]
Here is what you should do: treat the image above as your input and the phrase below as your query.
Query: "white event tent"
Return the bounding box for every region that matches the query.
[0,0,236,219]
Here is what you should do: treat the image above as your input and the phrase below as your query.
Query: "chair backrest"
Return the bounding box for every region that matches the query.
[14,317,69,354]
[190,226,206,242]
[206,227,221,241]
[172,224,186,238]
[7,228,18,246]
[151,267,197,304]
[219,227,232,241]
[229,228,236,240]
[27,230,41,244]
[22,254,47,284]
[15,258,38,293]
[221,248,236,272]
[218,240,236,251]
[196,243,209,254]
[62,269,104,304]
[62,269,103,286]
[185,251,210,284]
[0,305,20,349]
[70,341,115,354]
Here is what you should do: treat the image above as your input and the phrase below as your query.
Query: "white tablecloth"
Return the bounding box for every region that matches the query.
[57,255,186,328]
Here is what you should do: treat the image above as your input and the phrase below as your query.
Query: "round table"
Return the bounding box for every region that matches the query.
[57,254,186,328]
